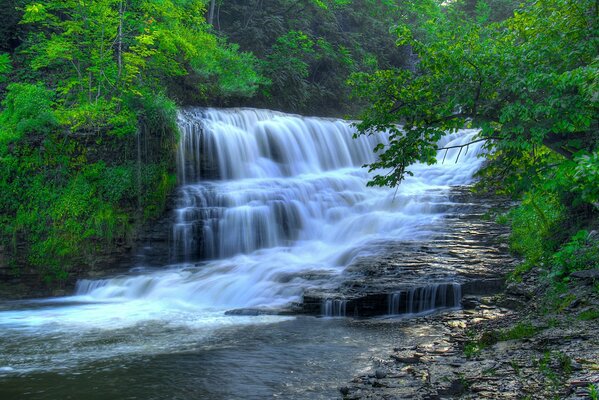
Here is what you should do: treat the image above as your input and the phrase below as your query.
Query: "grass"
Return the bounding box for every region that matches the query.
[578,308,599,321]
[462,322,541,358]
[500,322,539,341]
[463,341,485,358]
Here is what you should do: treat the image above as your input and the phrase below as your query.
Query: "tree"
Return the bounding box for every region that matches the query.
[208,0,216,25]
[0,0,266,283]
[349,0,598,187]
[19,0,264,133]
[215,0,411,114]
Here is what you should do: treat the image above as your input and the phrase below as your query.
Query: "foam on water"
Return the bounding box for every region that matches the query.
[0,108,486,347]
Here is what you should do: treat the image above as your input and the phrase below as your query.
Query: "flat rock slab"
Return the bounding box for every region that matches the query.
[302,187,516,317]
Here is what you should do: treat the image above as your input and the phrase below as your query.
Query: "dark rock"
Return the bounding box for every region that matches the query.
[438,379,466,396]
[567,299,582,309]
[391,355,421,364]
[462,278,506,296]
[375,369,387,379]
[570,361,583,371]
[224,307,293,316]
[479,330,500,346]
[462,296,480,309]
[571,269,599,281]
[339,386,350,396]
[497,296,526,310]
[372,380,387,388]
[505,281,534,299]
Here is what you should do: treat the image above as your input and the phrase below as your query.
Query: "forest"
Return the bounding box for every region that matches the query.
[0,0,597,397]
[1,0,596,290]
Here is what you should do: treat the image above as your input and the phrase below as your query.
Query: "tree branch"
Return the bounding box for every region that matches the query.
[437,137,497,151]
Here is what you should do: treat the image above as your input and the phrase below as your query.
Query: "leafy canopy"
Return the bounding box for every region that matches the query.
[350,0,598,187]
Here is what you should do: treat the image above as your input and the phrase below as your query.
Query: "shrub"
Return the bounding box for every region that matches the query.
[0,82,57,145]
[550,230,599,281]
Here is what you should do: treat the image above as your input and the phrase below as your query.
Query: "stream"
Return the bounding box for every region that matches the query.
[0,108,488,399]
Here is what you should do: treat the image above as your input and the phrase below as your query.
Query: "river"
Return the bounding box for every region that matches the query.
[0,108,487,399]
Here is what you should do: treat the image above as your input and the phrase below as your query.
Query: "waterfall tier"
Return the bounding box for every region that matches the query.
[75,108,486,310]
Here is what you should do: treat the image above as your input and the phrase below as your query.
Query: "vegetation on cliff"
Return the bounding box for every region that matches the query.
[0,0,263,284]
[212,0,412,115]
[0,0,597,293]
[0,0,417,286]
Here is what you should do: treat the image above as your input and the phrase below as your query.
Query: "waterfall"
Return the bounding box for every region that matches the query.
[322,299,348,317]
[387,283,462,315]
[73,108,486,311]
[173,108,387,261]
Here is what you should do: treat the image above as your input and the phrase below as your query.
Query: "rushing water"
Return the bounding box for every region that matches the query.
[0,108,486,398]
[387,283,462,316]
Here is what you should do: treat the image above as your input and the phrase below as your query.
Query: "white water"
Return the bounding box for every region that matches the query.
[387,283,462,316]
[322,299,349,317]
[0,108,486,352]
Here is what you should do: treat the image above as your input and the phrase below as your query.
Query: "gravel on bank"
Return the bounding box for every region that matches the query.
[341,269,599,399]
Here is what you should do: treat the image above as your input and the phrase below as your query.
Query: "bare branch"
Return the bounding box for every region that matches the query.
[437,137,496,151]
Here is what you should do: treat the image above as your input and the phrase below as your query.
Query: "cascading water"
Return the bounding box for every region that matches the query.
[0,108,490,394]
[172,108,387,261]
[387,283,462,315]
[71,107,486,311]
[322,299,349,317]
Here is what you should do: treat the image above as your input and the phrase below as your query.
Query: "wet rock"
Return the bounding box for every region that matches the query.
[224,307,293,316]
[300,188,516,318]
[391,354,422,364]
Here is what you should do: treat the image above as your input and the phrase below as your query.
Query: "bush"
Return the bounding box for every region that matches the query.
[501,189,565,277]
[0,82,56,145]
[550,230,599,281]
[499,322,539,341]
[573,152,599,205]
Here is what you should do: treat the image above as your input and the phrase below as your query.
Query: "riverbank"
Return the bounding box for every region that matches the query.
[341,266,599,399]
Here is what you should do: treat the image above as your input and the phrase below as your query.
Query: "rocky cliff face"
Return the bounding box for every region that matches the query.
[0,193,179,299]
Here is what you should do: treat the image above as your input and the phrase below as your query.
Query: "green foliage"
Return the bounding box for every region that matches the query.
[499,322,538,341]
[578,309,599,321]
[502,190,565,274]
[0,135,177,282]
[0,0,269,285]
[19,0,264,121]
[0,83,57,144]
[590,383,599,400]
[464,322,540,359]
[203,44,267,98]
[311,0,352,10]
[463,341,485,358]
[573,152,599,204]
[534,350,571,393]
[540,281,576,314]
[0,53,11,83]
[351,0,598,187]
[216,0,408,114]
[550,230,599,281]
[264,31,316,110]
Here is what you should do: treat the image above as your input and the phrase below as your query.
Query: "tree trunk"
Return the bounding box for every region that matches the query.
[208,0,216,25]
[117,0,123,79]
